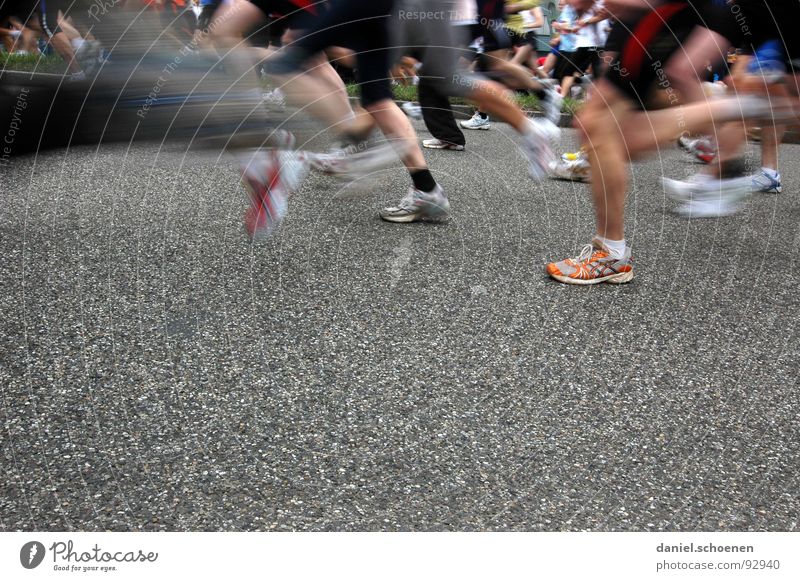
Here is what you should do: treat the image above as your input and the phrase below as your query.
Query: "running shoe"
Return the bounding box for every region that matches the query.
[262,88,286,108]
[242,151,286,240]
[546,238,634,285]
[752,168,782,193]
[460,112,491,130]
[401,101,423,119]
[549,157,590,182]
[241,150,309,240]
[307,141,404,180]
[677,135,715,164]
[561,150,585,162]
[422,138,465,151]
[661,172,753,217]
[380,185,450,223]
[660,172,716,202]
[277,150,312,194]
[673,197,741,218]
[541,87,563,126]
[521,118,558,181]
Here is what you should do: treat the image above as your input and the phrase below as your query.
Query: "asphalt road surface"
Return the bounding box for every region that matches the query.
[1,123,798,531]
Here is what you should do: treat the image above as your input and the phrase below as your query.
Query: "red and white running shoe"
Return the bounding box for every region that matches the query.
[240,149,309,240]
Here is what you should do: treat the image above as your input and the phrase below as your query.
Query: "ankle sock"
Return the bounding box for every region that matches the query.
[411,169,437,193]
[595,236,627,259]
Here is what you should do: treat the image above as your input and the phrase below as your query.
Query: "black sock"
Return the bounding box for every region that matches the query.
[411,169,437,193]
[478,111,489,120]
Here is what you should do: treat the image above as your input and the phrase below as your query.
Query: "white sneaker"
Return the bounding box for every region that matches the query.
[752,168,782,193]
[549,158,590,182]
[422,138,464,151]
[380,185,450,223]
[677,135,716,163]
[541,87,563,126]
[262,88,286,108]
[401,101,423,119]
[662,174,753,217]
[661,173,716,202]
[307,141,405,181]
[460,112,491,130]
[673,197,740,218]
[522,119,558,181]
[278,150,311,194]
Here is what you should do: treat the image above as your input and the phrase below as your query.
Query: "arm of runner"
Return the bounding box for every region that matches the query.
[527,6,545,30]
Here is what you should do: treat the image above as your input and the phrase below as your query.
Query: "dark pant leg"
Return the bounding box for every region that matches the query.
[418,76,465,146]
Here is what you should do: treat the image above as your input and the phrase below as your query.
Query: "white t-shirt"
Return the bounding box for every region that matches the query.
[574,5,601,48]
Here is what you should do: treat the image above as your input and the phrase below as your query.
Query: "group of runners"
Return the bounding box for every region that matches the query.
[2,0,798,285]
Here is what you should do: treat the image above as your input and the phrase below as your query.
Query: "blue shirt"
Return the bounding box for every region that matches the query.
[558,5,577,53]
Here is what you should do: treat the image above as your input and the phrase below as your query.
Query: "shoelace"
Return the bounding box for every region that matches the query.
[397,191,418,211]
[573,244,595,263]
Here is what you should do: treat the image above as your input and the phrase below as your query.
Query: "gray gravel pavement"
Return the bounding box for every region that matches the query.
[1,123,798,531]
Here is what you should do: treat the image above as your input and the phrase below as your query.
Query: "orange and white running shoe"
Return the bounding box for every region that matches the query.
[546,239,634,285]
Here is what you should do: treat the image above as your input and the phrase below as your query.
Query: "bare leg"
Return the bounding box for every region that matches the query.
[466,79,527,132]
[364,99,427,171]
[560,75,576,98]
[212,2,360,135]
[50,32,81,73]
[579,81,632,240]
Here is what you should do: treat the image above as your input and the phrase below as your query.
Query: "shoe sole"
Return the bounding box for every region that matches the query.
[423,144,465,150]
[461,125,490,130]
[661,177,696,202]
[673,204,739,218]
[380,212,450,223]
[380,202,451,224]
[550,174,590,183]
[548,270,634,285]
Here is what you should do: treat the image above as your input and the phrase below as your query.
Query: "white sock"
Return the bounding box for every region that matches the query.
[595,236,626,259]
[71,38,85,51]
[762,167,779,176]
